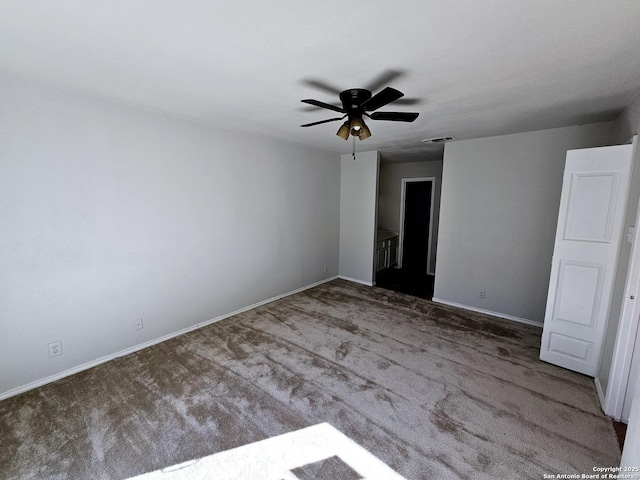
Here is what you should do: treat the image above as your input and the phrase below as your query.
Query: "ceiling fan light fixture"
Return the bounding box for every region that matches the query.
[336,121,350,140]
[349,117,364,137]
[359,122,371,140]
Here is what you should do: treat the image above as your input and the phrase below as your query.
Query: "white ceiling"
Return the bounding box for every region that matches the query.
[1,1,640,163]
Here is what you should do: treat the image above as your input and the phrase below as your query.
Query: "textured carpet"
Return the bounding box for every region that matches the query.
[0,279,620,479]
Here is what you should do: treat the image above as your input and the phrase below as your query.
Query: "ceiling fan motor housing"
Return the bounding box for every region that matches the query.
[340,89,371,119]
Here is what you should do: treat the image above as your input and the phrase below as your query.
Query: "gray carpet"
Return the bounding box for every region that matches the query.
[0,279,620,479]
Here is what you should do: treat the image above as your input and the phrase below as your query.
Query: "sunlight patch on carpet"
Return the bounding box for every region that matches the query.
[128,423,406,480]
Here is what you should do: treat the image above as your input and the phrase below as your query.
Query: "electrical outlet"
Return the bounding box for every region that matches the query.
[48,341,63,358]
[479,291,486,299]
[135,318,143,330]
[323,265,328,274]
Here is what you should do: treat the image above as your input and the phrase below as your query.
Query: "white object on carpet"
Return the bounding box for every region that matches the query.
[128,422,407,480]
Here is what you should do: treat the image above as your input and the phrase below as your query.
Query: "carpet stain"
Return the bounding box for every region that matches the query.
[432,410,459,436]
[477,452,492,471]
[498,346,511,357]
[335,341,352,361]
[376,359,391,370]
[374,390,397,410]
[358,380,377,391]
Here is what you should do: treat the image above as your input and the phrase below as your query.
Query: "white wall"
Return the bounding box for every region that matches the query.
[612,92,640,145]
[377,160,443,274]
[339,151,380,285]
[0,74,340,398]
[434,122,616,324]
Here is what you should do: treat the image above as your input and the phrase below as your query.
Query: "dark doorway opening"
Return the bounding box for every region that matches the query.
[376,179,435,300]
[402,180,431,275]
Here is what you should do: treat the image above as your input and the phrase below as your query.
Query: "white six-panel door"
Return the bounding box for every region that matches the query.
[540,144,634,376]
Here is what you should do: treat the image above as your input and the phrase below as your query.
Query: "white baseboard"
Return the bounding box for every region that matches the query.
[0,276,339,401]
[338,275,374,287]
[431,298,543,328]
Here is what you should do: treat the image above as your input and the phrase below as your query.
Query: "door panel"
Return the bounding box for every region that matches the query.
[554,260,604,328]
[548,332,592,361]
[540,144,634,376]
[564,172,619,242]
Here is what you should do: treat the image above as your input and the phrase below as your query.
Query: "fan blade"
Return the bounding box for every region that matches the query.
[365,69,405,92]
[301,78,343,95]
[300,116,345,127]
[369,111,419,122]
[301,99,345,113]
[361,87,404,111]
[393,97,422,106]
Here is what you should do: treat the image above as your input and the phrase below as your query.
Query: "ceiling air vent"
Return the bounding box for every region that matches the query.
[421,136,455,144]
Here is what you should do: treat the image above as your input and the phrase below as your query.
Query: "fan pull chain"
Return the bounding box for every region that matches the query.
[352,135,356,160]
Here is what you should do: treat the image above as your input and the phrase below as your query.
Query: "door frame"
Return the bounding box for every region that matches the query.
[604,137,640,420]
[604,197,640,421]
[398,177,436,275]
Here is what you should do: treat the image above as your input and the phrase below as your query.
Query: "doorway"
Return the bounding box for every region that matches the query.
[376,177,436,299]
[399,178,435,275]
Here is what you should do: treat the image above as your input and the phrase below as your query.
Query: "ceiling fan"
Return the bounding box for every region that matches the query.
[300,87,419,140]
